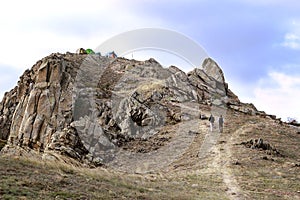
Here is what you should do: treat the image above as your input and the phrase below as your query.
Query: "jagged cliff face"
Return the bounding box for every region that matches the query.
[0,53,259,165]
[0,54,88,159]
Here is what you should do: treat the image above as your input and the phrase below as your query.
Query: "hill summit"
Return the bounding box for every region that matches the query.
[0,53,257,164]
[0,53,299,199]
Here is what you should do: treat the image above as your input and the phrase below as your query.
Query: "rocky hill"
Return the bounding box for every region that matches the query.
[0,53,299,199]
[0,53,245,163]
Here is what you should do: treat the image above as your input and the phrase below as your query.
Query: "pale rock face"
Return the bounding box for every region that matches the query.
[202,58,225,83]
[0,53,259,165]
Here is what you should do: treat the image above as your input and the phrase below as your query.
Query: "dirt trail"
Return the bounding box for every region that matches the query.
[196,119,249,199]
[103,102,250,199]
[211,126,249,200]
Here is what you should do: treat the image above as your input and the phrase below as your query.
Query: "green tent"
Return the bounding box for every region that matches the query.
[85,49,95,54]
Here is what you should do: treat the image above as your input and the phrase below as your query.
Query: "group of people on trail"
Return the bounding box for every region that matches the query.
[208,114,223,133]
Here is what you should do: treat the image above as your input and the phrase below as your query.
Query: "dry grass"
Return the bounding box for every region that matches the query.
[0,155,230,200]
[219,111,300,200]
[0,109,299,199]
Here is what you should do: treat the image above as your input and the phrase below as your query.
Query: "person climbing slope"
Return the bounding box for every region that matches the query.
[209,114,215,132]
[219,115,224,133]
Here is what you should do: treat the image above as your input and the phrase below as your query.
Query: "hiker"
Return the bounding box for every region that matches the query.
[219,115,224,133]
[209,114,215,132]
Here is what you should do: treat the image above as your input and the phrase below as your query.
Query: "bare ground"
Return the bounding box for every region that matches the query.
[1,109,300,199]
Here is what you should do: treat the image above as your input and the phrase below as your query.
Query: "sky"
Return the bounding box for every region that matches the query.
[0,0,300,121]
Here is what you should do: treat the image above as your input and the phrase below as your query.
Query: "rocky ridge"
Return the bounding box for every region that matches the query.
[0,52,273,165]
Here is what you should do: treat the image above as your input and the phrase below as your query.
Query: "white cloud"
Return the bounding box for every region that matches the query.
[0,0,164,68]
[281,20,300,50]
[0,0,165,100]
[282,33,300,50]
[250,71,300,121]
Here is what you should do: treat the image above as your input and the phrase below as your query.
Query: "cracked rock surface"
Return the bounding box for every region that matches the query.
[0,53,260,165]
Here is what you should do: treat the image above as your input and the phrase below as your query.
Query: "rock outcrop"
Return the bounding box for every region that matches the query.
[0,53,260,164]
[240,138,281,156]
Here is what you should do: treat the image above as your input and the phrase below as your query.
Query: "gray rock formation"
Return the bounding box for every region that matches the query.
[0,52,260,165]
[240,138,281,156]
